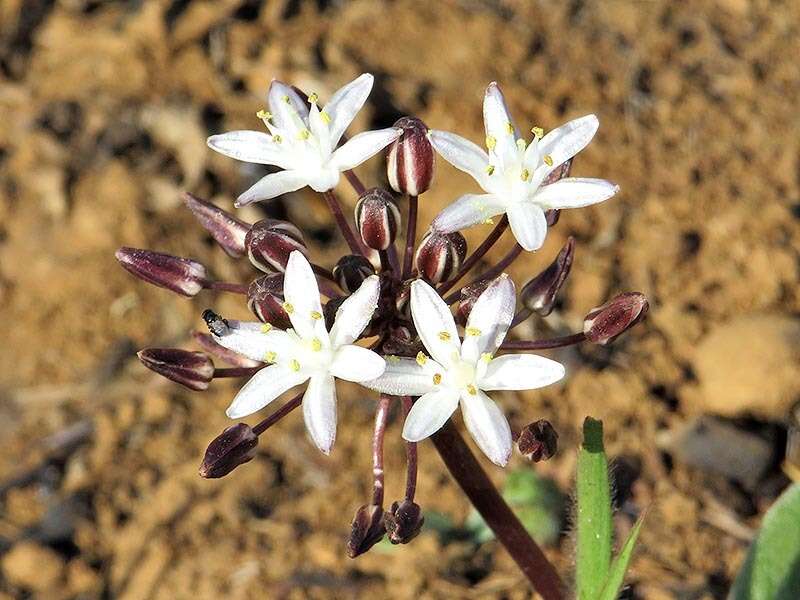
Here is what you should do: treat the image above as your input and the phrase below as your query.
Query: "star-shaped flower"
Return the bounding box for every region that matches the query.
[429,82,619,251]
[209,251,386,454]
[364,275,565,466]
[208,73,401,206]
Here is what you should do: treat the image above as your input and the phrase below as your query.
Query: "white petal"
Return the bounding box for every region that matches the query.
[533,178,619,210]
[324,73,374,148]
[362,358,438,396]
[479,353,565,391]
[402,389,460,442]
[329,345,386,382]
[461,274,516,362]
[483,82,520,171]
[226,365,307,418]
[507,202,548,251]
[235,170,308,206]
[207,131,292,168]
[267,80,309,133]
[283,251,326,339]
[330,128,401,172]
[303,374,337,454]
[308,102,332,155]
[460,390,512,466]
[213,322,296,363]
[431,193,506,233]
[428,130,491,191]
[537,114,598,175]
[329,275,380,347]
[410,279,460,366]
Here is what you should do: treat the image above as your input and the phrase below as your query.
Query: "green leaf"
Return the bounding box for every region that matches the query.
[576,417,613,600]
[730,483,800,600]
[598,512,645,600]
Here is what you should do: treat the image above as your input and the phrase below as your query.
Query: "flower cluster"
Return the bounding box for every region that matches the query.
[118,73,646,553]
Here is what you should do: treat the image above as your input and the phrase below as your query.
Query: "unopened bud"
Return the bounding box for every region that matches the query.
[245,219,307,273]
[414,230,467,284]
[346,504,386,558]
[542,158,571,227]
[583,292,649,345]
[247,274,291,328]
[183,192,250,257]
[137,348,214,391]
[516,420,558,462]
[192,332,261,368]
[387,117,435,196]
[384,500,424,544]
[521,237,575,316]
[116,247,207,296]
[333,254,376,293]
[199,423,258,478]
[456,278,492,326]
[545,209,560,227]
[323,296,346,331]
[355,188,401,250]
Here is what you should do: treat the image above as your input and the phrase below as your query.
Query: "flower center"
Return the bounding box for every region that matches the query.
[451,359,476,391]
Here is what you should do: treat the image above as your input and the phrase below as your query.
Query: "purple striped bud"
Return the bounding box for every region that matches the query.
[347,504,386,558]
[333,254,376,293]
[245,219,307,273]
[387,117,434,196]
[183,192,250,258]
[199,423,258,479]
[384,500,424,545]
[247,274,291,328]
[414,230,467,284]
[355,188,401,250]
[520,237,575,316]
[543,158,572,227]
[583,292,649,345]
[516,420,558,462]
[137,348,214,391]
[456,278,492,326]
[116,247,208,296]
[192,332,262,367]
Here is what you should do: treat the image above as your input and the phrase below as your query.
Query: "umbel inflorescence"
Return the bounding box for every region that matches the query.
[117,73,647,557]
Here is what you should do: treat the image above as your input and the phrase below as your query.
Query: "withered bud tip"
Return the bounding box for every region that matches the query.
[384,500,424,545]
[583,292,649,345]
[115,247,208,297]
[346,504,386,558]
[520,236,575,316]
[516,420,558,462]
[183,192,250,258]
[199,423,258,479]
[137,347,214,391]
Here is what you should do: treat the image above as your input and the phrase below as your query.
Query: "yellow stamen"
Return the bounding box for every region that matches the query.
[264,351,277,363]
[310,311,322,320]
[505,122,514,134]
[282,94,290,103]
[520,168,530,181]
[485,135,497,151]
[543,154,554,167]
[273,134,282,143]
[531,126,544,139]
[466,384,477,395]
[486,165,495,176]
[298,129,310,140]
[516,138,527,151]
[308,92,319,104]
[480,352,493,363]
[282,302,294,314]
[311,338,322,351]
[416,352,427,366]
[387,355,400,363]
[466,327,481,337]
[432,373,442,385]
[256,109,272,121]
[438,331,451,341]
[482,218,495,225]
[320,111,331,124]
[260,323,273,333]
[289,359,300,372]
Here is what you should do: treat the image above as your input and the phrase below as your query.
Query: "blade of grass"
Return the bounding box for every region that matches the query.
[598,511,646,600]
[576,417,612,600]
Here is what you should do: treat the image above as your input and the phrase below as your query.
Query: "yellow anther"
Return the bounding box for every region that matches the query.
[273,134,283,143]
[506,122,514,134]
[516,138,527,151]
[520,168,530,181]
[531,126,544,139]
[466,327,482,337]
[282,94,290,103]
[480,352,493,363]
[543,154,554,167]
[466,384,478,395]
[432,373,442,385]
[320,111,331,124]
[387,355,400,363]
[416,352,428,366]
[486,165,495,176]
[310,338,322,351]
[485,135,497,151]
[438,331,452,341]
[256,109,272,121]
[264,351,277,363]
[289,359,301,372]
[308,92,319,104]
[482,218,495,225]
[260,323,273,333]
[282,302,295,314]
[298,129,310,140]
[310,311,323,320]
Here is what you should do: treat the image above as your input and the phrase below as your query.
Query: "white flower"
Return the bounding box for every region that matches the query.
[364,275,565,466]
[207,73,401,206]
[429,82,619,251]
[210,251,386,454]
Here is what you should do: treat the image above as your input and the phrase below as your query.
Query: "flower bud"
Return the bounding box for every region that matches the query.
[137,348,214,391]
[542,158,571,228]
[247,274,291,328]
[199,423,258,479]
[545,209,560,227]
[414,230,467,284]
[456,278,492,326]
[244,219,307,273]
[346,504,386,558]
[192,332,262,368]
[516,420,558,462]
[183,192,250,258]
[520,237,575,316]
[354,188,401,250]
[384,500,424,545]
[386,117,435,196]
[116,247,208,296]
[333,254,376,293]
[323,296,346,331]
[583,292,649,345]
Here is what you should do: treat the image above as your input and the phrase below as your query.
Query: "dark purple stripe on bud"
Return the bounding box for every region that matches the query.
[199,423,258,479]
[247,274,291,328]
[456,278,493,326]
[384,500,424,545]
[521,237,575,316]
[583,292,649,345]
[137,348,214,391]
[346,504,386,558]
[183,192,250,257]
[333,254,376,293]
[387,117,435,196]
[245,219,307,273]
[542,157,572,186]
[355,188,400,250]
[516,420,558,462]
[414,230,467,284]
[192,332,262,367]
[116,247,208,296]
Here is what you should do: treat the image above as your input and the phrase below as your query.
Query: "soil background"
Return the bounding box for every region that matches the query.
[1,0,799,598]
